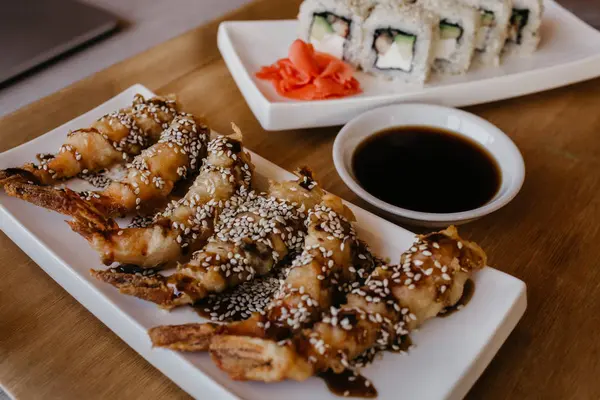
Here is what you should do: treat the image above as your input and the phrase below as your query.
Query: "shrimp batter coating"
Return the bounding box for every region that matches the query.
[72,126,253,267]
[93,169,326,309]
[0,94,179,186]
[2,113,208,219]
[148,194,377,351]
[209,226,487,382]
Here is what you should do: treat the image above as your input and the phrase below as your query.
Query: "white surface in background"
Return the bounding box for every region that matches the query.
[0,85,527,400]
[0,0,252,117]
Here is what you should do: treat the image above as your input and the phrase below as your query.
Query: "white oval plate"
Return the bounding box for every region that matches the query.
[217,0,600,131]
[333,104,525,227]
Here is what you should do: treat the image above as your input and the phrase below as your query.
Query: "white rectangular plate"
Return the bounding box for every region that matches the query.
[0,85,526,400]
[217,0,600,130]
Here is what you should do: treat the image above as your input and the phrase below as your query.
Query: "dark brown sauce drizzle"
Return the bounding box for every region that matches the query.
[352,126,501,213]
[439,279,475,317]
[318,335,411,398]
[392,335,413,353]
[226,138,242,153]
[317,278,478,399]
[3,168,41,185]
[320,369,378,398]
[36,153,55,162]
[192,237,379,324]
[297,166,317,190]
[192,228,472,398]
[113,264,159,276]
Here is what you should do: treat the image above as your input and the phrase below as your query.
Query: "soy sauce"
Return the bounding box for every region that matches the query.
[352,126,501,213]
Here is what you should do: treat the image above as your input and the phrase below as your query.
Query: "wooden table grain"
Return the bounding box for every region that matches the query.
[1,1,599,399]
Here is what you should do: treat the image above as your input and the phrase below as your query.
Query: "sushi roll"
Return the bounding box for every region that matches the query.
[460,0,512,65]
[418,0,480,74]
[298,0,374,67]
[360,2,439,83]
[503,0,543,55]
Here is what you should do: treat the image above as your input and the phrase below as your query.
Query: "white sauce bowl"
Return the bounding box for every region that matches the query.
[332,104,525,227]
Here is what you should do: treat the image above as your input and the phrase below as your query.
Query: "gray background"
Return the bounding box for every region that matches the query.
[0,0,252,117]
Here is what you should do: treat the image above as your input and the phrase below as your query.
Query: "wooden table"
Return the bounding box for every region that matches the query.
[1,1,599,398]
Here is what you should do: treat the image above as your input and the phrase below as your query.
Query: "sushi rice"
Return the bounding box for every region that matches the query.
[503,0,544,56]
[298,0,374,67]
[459,0,513,66]
[418,0,480,74]
[360,2,439,83]
[296,0,543,85]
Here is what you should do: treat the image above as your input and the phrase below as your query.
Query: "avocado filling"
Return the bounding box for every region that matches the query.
[507,9,530,44]
[373,28,416,72]
[435,20,463,60]
[476,9,495,51]
[309,12,351,60]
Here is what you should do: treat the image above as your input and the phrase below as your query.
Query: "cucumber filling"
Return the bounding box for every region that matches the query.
[309,12,351,60]
[436,20,463,60]
[373,28,416,72]
[508,8,530,44]
[476,10,495,51]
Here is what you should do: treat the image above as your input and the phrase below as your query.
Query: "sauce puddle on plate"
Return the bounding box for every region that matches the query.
[439,278,475,317]
[320,369,378,398]
[352,126,501,213]
[318,335,412,398]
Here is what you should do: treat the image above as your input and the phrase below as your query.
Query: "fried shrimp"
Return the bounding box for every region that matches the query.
[0,94,179,187]
[2,113,209,219]
[93,169,326,309]
[148,194,378,352]
[72,125,253,267]
[209,226,487,382]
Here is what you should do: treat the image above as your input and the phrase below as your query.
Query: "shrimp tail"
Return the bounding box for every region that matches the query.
[148,323,221,351]
[2,177,116,231]
[91,268,183,309]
